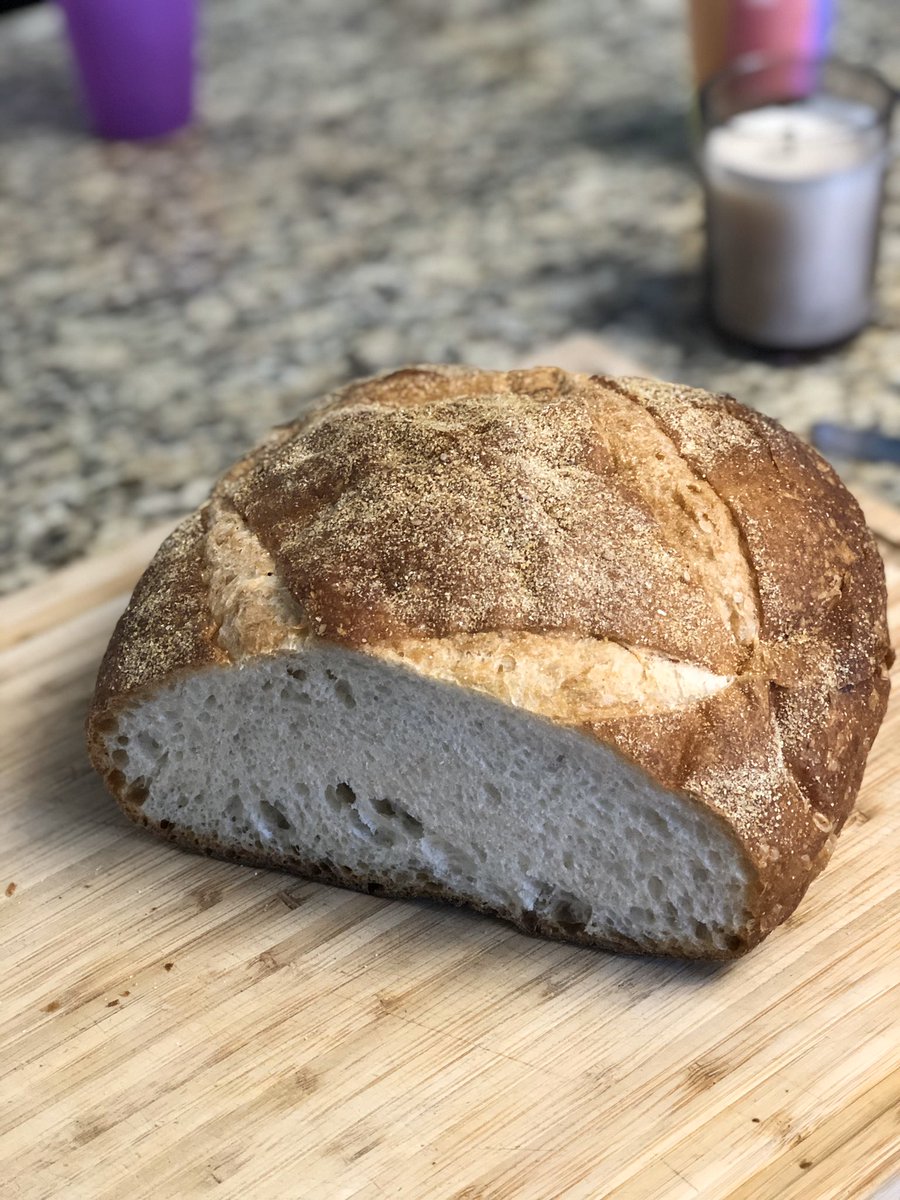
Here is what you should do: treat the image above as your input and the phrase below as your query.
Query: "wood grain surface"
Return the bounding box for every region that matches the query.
[2,355,899,1200]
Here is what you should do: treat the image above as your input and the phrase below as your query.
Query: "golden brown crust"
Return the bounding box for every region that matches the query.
[591,680,817,944]
[607,377,888,659]
[87,510,229,806]
[91,510,228,717]
[227,370,754,671]
[87,365,893,957]
[604,377,893,817]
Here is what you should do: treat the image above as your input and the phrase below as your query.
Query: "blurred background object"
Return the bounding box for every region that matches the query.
[57,0,196,140]
[811,421,900,464]
[688,0,835,87]
[699,56,894,350]
[0,0,897,596]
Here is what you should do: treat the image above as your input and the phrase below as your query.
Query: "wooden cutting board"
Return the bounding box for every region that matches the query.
[2,355,900,1200]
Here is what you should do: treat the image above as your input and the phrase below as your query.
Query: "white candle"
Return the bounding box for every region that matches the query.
[703,96,889,349]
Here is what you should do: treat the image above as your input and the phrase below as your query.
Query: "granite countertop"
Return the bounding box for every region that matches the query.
[2,0,899,595]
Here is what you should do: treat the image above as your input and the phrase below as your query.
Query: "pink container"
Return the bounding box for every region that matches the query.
[689,0,835,89]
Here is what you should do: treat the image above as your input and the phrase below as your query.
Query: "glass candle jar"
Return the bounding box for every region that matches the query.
[698,57,895,351]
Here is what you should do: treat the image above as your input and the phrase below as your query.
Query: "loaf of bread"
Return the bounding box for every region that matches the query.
[87,366,892,959]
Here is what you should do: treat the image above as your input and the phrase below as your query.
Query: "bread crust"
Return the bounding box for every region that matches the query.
[87,366,893,957]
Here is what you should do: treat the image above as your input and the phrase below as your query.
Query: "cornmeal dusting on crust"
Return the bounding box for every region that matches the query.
[607,371,892,844]
[92,511,227,712]
[612,375,886,654]
[608,377,759,476]
[224,374,760,673]
[584,379,758,646]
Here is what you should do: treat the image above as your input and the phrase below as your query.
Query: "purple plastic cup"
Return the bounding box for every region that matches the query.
[58,0,197,140]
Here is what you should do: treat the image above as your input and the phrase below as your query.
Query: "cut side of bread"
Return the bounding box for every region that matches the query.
[105,644,753,958]
[87,365,892,960]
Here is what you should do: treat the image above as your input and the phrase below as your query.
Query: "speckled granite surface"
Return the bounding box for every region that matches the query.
[1,0,898,594]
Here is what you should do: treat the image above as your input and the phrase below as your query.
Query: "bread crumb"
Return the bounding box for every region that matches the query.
[164,962,175,971]
[5,882,16,897]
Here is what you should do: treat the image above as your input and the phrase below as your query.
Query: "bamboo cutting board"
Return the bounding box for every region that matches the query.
[3,373,900,1200]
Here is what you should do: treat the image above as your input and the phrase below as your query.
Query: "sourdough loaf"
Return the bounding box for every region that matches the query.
[87,366,892,959]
